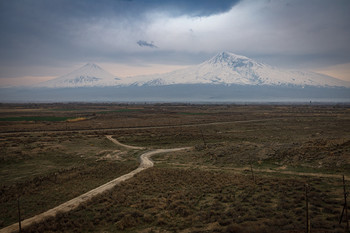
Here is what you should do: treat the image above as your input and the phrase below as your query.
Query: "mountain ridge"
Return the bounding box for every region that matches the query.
[35,52,350,88]
[124,52,350,87]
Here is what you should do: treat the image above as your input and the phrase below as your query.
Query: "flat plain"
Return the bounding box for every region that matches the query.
[0,103,349,232]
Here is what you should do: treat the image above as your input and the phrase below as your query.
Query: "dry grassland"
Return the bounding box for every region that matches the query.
[0,103,349,232]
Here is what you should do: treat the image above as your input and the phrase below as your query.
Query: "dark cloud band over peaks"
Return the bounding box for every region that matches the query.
[1,0,350,80]
[143,0,241,17]
[0,0,240,65]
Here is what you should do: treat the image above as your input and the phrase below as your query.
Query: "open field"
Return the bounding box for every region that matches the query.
[0,132,140,228]
[23,167,346,232]
[0,103,349,232]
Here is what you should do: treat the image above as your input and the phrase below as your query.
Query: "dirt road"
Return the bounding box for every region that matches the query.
[0,137,190,233]
[0,117,291,135]
[105,135,145,150]
[166,163,349,180]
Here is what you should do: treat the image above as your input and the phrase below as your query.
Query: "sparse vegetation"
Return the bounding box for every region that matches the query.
[0,103,349,232]
[0,132,139,227]
[22,167,347,232]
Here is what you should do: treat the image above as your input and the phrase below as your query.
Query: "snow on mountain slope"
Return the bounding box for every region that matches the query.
[122,52,350,87]
[37,52,350,88]
[37,63,121,88]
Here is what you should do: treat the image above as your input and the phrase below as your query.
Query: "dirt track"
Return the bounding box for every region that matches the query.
[166,163,349,180]
[105,135,145,150]
[0,137,190,233]
[0,117,290,135]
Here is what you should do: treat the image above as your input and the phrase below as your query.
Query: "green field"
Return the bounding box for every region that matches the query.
[0,116,72,122]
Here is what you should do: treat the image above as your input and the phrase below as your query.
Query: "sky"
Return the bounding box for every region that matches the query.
[0,0,350,86]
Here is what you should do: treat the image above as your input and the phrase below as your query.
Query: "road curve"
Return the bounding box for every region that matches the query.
[105,135,145,150]
[139,148,191,168]
[0,137,190,233]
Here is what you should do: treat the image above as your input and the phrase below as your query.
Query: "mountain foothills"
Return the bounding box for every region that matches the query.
[36,52,350,88]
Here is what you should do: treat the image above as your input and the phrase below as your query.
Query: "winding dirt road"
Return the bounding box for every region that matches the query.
[105,135,145,150]
[0,136,190,233]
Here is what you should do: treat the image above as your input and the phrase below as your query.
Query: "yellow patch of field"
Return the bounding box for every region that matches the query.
[66,117,86,122]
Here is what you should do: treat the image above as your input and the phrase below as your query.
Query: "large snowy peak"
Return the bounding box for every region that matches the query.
[127,52,350,87]
[37,63,121,88]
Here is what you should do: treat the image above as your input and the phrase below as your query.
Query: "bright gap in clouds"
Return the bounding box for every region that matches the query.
[145,0,350,71]
[145,7,238,53]
[145,1,292,56]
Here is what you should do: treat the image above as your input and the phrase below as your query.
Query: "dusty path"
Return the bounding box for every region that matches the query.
[246,167,350,180]
[0,137,190,233]
[105,135,145,150]
[0,117,292,135]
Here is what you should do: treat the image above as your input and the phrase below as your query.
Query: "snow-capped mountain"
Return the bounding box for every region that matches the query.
[122,52,350,87]
[37,63,120,88]
[5,53,350,102]
[37,52,350,88]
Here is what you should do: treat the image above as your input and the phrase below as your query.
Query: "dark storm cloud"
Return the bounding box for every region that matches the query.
[137,40,158,48]
[145,0,241,17]
[0,0,240,68]
[1,0,350,81]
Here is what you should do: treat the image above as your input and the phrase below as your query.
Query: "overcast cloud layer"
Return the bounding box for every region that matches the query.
[0,0,349,83]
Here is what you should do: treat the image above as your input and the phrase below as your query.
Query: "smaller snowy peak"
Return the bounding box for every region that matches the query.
[36,63,121,88]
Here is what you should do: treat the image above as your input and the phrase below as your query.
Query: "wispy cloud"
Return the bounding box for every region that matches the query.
[137,40,158,48]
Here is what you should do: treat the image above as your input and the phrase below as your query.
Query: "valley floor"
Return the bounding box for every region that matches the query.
[0,104,349,232]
